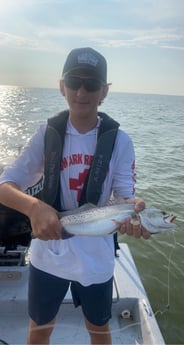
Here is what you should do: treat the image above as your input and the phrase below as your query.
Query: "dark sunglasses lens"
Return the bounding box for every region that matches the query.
[64,76,103,92]
[64,76,82,90]
[84,79,102,92]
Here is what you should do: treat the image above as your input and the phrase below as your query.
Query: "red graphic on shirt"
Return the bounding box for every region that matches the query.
[61,154,93,171]
[69,168,89,201]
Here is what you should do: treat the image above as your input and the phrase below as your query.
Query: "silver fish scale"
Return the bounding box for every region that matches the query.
[59,203,176,236]
[61,204,134,226]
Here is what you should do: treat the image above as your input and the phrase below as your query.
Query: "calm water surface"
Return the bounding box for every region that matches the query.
[0,85,183,344]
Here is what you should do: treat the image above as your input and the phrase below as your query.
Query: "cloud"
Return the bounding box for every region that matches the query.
[0,31,65,53]
[161,45,184,51]
[1,26,183,52]
[110,0,184,23]
[0,32,30,47]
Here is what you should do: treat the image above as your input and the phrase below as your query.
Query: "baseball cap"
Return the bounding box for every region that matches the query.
[62,47,107,83]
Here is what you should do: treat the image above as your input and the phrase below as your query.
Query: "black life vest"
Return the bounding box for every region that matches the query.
[43,110,119,210]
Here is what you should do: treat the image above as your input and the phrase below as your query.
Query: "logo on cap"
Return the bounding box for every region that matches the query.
[77,53,98,67]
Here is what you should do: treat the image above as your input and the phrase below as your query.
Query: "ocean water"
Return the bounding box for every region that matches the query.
[0,85,184,344]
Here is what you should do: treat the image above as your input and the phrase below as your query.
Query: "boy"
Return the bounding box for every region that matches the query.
[0,47,150,345]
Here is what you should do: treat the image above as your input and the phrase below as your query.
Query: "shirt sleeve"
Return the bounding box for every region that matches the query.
[111,130,136,199]
[0,124,46,191]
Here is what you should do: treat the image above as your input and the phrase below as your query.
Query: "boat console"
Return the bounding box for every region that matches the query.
[0,244,29,267]
[0,177,43,268]
[0,204,31,267]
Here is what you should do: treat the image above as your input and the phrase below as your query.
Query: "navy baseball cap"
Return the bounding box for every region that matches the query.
[62,47,107,83]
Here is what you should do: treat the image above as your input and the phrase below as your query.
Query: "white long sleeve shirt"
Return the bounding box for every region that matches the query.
[0,116,136,286]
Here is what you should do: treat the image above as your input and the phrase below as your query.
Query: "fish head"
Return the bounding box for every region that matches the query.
[139,208,176,234]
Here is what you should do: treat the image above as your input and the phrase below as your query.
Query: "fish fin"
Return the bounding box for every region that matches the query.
[112,219,122,226]
[110,229,118,234]
[111,219,122,233]
[58,203,97,219]
[61,228,75,240]
[79,203,97,210]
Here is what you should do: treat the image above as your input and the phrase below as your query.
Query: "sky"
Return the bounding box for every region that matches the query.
[0,0,184,96]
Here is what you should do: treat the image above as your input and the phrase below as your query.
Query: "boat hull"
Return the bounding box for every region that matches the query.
[0,244,165,344]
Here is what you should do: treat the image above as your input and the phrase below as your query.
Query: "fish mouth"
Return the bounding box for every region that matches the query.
[170,215,176,223]
[163,214,176,224]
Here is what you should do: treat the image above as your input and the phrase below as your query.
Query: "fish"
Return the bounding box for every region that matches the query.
[59,202,176,239]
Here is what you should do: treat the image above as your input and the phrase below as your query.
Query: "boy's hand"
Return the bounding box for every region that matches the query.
[30,200,61,240]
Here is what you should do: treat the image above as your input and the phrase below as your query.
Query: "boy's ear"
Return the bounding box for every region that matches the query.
[60,80,65,96]
[101,84,109,101]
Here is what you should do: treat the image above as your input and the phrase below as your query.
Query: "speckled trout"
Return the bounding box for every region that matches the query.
[59,203,176,239]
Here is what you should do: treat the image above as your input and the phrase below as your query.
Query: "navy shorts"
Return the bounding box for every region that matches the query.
[28,264,113,326]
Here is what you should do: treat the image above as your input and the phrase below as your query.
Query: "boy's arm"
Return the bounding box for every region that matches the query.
[0,182,61,240]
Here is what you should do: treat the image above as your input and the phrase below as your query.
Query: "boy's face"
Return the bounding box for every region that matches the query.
[60,69,108,118]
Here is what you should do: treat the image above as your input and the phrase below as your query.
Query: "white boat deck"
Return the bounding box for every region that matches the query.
[0,244,165,344]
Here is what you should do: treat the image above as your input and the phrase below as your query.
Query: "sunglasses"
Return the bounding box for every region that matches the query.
[63,75,105,92]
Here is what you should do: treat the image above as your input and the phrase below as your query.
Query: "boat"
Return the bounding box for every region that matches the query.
[0,229,166,344]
